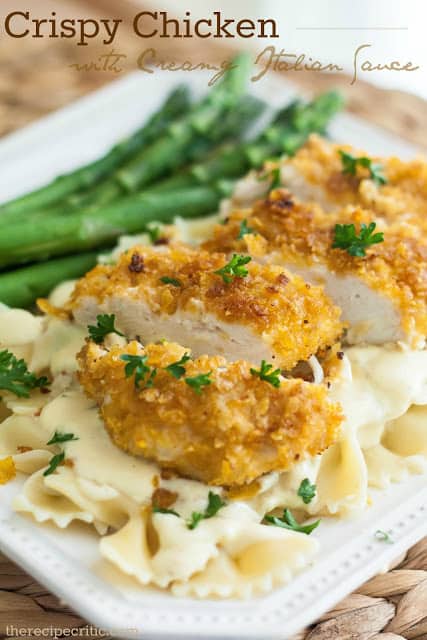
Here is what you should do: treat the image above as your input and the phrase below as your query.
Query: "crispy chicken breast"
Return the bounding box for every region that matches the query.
[69,244,343,371]
[203,190,427,347]
[280,134,427,229]
[77,339,342,486]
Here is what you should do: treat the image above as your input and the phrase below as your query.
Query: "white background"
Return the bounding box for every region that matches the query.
[148,0,427,99]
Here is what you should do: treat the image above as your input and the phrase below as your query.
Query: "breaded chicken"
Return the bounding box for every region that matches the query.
[69,244,343,371]
[280,134,427,229]
[77,339,342,486]
[203,189,427,347]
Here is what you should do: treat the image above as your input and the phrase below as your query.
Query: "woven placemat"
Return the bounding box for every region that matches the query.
[0,1,426,637]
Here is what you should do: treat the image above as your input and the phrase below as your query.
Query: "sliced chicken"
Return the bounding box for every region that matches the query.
[279,134,427,229]
[69,244,343,372]
[203,189,427,348]
[77,339,342,486]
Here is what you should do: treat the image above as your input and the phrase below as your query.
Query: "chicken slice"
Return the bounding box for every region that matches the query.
[203,189,427,348]
[69,244,343,372]
[77,339,342,486]
[279,134,427,229]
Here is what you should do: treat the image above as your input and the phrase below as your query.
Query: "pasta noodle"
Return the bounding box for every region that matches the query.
[1,278,427,598]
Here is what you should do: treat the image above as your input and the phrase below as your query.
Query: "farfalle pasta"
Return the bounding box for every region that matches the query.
[1,273,427,598]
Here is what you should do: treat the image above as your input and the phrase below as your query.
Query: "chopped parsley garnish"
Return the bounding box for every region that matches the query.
[264,508,320,535]
[43,451,65,477]
[375,529,394,544]
[146,224,161,244]
[43,430,77,477]
[332,222,384,257]
[165,353,191,379]
[120,354,157,389]
[152,505,180,517]
[159,276,182,287]
[237,219,255,240]
[214,254,251,284]
[250,360,281,388]
[88,314,124,344]
[185,372,212,395]
[258,166,281,190]
[297,478,317,504]
[47,431,79,446]
[339,150,387,186]
[0,349,49,398]
[187,491,226,530]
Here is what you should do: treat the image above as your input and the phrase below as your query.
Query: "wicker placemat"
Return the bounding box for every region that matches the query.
[0,1,426,637]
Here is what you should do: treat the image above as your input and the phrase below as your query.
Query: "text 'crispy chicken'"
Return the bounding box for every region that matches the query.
[203,190,427,347]
[77,340,342,486]
[69,244,343,371]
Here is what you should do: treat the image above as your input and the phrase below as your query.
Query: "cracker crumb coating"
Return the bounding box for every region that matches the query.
[0,456,16,485]
[282,134,427,227]
[69,244,343,371]
[203,190,427,346]
[77,340,342,486]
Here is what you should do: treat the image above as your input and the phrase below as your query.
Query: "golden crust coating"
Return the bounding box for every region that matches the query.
[77,340,342,486]
[0,456,16,485]
[203,190,427,346]
[69,244,343,371]
[284,134,427,226]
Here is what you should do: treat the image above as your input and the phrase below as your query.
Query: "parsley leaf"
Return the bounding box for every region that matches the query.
[339,150,387,186]
[237,219,255,240]
[375,529,394,544]
[369,163,388,186]
[332,222,384,257]
[144,368,157,388]
[250,360,281,388]
[258,166,281,190]
[146,224,161,244]
[165,353,191,379]
[152,505,180,517]
[187,491,226,530]
[43,451,65,477]
[187,512,204,529]
[214,254,251,284]
[47,431,79,446]
[120,354,157,389]
[159,276,182,287]
[339,150,359,176]
[0,350,49,398]
[185,372,212,395]
[297,478,316,504]
[264,508,320,535]
[88,314,124,344]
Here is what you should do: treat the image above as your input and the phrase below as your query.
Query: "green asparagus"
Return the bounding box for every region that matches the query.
[55,93,264,213]
[0,86,191,220]
[0,252,98,308]
[0,89,344,307]
[0,183,233,268]
[115,54,251,192]
[147,92,344,193]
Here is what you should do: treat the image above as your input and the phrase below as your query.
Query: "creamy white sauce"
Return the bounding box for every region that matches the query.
[1,267,427,598]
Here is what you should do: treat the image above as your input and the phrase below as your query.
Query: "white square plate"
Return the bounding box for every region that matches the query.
[0,70,425,640]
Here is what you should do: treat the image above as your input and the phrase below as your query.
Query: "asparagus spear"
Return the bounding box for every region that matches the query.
[0,183,233,268]
[57,93,264,212]
[0,253,99,308]
[0,86,191,220]
[195,92,344,182]
[115,54,251,193]
[0,91,343,305]
[148,92,344,193]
